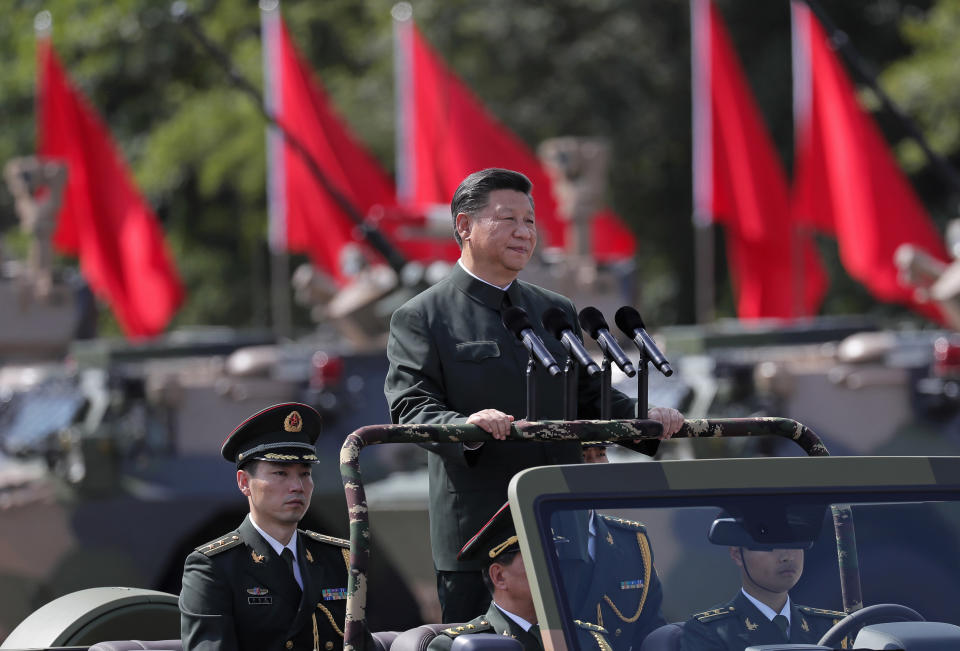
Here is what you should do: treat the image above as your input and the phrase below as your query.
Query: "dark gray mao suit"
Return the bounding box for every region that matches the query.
[385,263,657,620]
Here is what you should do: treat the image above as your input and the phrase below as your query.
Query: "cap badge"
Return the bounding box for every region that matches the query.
[284,410,303,432]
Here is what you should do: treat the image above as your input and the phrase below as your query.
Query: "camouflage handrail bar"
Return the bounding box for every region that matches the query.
[339,417,828,650]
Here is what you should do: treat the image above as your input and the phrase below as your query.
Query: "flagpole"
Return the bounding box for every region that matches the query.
[172,2,410,278]
[261,0,292,338]
[691,0,715,324]
[392,2,413,204]
[802,0,960,199]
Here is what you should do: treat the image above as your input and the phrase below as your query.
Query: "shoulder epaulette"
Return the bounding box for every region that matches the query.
[196,533,242,557]
[692,606,736,623]
[797,605,846,618]
[573,620,608,634]
[301,529,350,549]
[599,515,648,532]
[441,619,494,637]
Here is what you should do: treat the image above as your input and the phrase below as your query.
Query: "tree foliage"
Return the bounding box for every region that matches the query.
[0,0,947,333]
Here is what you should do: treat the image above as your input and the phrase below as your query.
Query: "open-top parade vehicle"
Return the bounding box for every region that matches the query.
[5,416,960,650]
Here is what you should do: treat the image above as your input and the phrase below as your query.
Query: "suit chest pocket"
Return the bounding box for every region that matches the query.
[455,341,501,362]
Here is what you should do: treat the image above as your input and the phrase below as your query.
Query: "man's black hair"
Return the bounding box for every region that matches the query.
[450,168,534,246]
[480,549,521,595]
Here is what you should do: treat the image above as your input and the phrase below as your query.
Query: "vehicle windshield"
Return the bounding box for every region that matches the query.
[510,456,960,651]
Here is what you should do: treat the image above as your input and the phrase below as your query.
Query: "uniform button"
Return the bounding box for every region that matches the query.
[325,642,334,650]
[285,641,293,649]
[615,629,622,636]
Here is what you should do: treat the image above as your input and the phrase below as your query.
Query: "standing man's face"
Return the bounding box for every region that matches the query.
[239,461,314,529]
[457,189,537,284]
[732,547,804,595]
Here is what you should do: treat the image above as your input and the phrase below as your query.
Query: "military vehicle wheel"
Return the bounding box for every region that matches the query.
[817,602,924,648]
[0,587,179,649]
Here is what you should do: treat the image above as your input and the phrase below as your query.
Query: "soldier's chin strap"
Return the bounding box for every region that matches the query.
[739,547,782,597]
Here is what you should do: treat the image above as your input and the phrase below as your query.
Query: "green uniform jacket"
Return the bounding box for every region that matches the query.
[385,263,654,571]
[560,515,666,651]
[680,592,845,651]
[180,515,352,651]
[426,602,615,651]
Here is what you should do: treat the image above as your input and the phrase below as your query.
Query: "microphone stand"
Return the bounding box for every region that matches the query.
[526,356,537,421]
[636,346,649,419]
[563,356,578,421]
[600,355,612,420]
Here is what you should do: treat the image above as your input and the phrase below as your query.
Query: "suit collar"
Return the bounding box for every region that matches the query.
[451,261,519,311]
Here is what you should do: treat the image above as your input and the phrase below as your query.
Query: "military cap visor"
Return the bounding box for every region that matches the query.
[458,501,519,563]
[221,402,321,467]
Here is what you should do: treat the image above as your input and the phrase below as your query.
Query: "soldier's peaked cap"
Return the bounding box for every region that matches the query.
[221,402,321,467]
[458,501,519,563]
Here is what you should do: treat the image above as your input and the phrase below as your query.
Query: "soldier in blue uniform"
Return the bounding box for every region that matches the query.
[427,502,614,651]
[680,512,846,651]
[565,442,666,651]
[179,403,358,651]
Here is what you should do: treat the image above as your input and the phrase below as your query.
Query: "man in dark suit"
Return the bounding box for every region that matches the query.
[384,168,684,622]
[427,502,613,651]
[180,403,355,651]
[680,513,845,651]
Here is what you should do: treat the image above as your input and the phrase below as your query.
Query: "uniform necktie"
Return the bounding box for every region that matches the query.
[772,614,789,637]
[281,547,301,592]
[528,623,542,646]
[500,290,512,311]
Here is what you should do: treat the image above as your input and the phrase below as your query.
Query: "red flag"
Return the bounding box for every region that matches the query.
[691,0,826,318]
[398,20,635,259]
[37,38,183,338]
[264,11,399,283]
[791,1,948,320]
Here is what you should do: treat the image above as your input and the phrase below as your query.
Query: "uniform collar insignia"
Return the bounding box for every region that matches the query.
[606,533,614,546]
[801,617,810,632]
[305,549,314,563]
[251,550,265,564]
[745,617,759,631]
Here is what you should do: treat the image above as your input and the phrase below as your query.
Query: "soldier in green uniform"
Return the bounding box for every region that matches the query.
[385,167,684,622]
[179,403,358,651]
[680,512,846,651]
[427,502,615,651]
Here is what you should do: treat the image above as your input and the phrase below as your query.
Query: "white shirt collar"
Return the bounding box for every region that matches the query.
[494,602,536,633]
[250,517,299,560]
[741,589,791,626]
[457,259,514,291]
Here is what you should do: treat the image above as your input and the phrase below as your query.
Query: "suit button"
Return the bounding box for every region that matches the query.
[285,641,293,649]
[325,642,334,650]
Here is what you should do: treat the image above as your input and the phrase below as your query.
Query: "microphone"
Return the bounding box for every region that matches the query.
[541,307,601,376]
[615,306,674,377]
[502,306,562,377]
[577,307,636,377]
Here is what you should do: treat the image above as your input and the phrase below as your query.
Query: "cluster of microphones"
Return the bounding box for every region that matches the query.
[501,303,672,421]
[501,305,673,379]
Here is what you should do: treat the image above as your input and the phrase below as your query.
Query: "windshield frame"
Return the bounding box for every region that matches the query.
[508,455,960,651]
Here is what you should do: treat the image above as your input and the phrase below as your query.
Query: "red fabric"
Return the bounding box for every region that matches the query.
[791,2,947,320]
[405,24,635,259]
[693,0,826,318]
[37,39,183,338]
[273,19,398,282]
